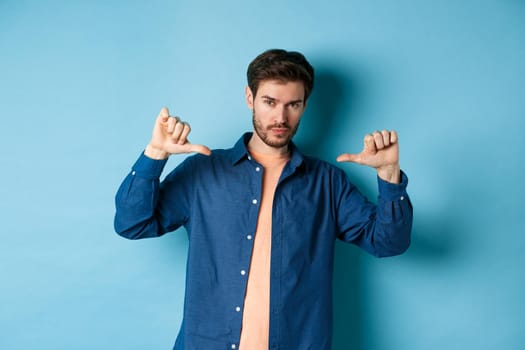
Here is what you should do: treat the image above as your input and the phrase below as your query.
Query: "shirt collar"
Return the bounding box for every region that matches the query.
[231,132,304,171]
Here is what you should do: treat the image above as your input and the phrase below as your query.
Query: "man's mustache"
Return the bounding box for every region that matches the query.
[267,123,290,130]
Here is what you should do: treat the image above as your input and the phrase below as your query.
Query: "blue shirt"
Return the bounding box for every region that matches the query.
[114,133,413,350]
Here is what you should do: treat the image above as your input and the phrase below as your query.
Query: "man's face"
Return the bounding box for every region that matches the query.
[246,80,306,149]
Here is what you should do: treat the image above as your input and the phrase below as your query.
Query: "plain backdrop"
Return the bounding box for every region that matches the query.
[1,1,524,349]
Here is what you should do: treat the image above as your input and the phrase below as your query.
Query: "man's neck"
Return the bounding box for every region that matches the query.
[247,133,290,156]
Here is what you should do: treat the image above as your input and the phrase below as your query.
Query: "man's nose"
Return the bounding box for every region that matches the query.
[274,105,288,124]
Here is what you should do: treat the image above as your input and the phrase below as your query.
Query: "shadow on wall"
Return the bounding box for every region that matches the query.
[408,210,459,261]
[295,67,365,350]
[295,67,353,158]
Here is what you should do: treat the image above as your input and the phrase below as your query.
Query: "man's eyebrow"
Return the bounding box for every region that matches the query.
[261,95,303,104]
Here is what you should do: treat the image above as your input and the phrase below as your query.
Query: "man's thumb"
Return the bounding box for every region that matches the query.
[336,153,361,163]
[188,143,212,156]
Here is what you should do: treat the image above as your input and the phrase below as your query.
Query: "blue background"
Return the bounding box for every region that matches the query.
[1,0,524,349]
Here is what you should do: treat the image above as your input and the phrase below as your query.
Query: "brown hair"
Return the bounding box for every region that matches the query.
[247,49,314,101]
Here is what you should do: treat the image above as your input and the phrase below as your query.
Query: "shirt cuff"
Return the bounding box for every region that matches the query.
[377,170,409,201]
[131,152,169,179]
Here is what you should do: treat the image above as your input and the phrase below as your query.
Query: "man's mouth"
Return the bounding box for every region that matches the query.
[269,126,290,134]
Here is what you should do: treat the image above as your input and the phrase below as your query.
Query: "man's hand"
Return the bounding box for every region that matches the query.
[336,130,401,184]
[145,107,212,160]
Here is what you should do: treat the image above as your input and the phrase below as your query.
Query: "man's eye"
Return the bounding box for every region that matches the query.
[265,100,275,106]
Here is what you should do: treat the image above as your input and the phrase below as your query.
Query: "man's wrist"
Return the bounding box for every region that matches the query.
[377,164,401,184]
[144,144,170,160]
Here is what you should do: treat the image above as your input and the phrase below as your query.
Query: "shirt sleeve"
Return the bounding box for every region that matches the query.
[113,152,193,240]
[336,170,413,257]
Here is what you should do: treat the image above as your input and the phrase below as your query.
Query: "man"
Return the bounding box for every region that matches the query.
[114,49,412,350]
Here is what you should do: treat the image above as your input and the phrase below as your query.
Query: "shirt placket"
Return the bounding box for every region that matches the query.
[230,156,263,350]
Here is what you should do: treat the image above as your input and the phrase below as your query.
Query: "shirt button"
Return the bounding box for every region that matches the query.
[252,199,258,204]
[231,345,236,349]
[240,270,246,275]
[235,306,241,312]
[131,171,136,176]
[248,155,252,160]
[255,166,260,172]
[247,235,253,240]
[400,196,405,200]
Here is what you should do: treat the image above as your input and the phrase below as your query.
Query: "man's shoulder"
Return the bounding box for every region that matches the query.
[297,154,356,193]
[185,134,247,167]
[300,153,345,175]
[183,147,235,168]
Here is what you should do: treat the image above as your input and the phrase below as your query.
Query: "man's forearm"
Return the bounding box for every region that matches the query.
[114,153,168,239]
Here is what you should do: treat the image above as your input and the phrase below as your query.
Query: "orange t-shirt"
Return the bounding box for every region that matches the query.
[238,149,290,350]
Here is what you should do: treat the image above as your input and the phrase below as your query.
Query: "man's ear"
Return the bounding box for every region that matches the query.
[245,86,254,110]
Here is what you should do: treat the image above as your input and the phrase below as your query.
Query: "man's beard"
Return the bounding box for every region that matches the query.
[252,110,300,148]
